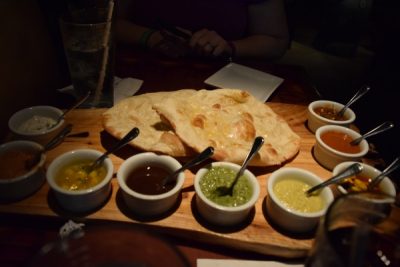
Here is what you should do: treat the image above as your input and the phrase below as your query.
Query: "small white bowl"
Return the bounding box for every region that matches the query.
[266,167,334,233]
[314,125,369,170]
[194,162,260,226]
[46,149,114,213]
[0,141,46,201]
[308,100,356,133]
[333,161,396,197]
[8,105,65,145]
[117,152,185,217]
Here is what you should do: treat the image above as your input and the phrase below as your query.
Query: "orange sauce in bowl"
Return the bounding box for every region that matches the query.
[0,150,34,180]
[320,131,361,154]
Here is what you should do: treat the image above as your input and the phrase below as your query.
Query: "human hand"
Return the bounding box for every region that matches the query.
[189,28,231,57]
[150,30,191,59]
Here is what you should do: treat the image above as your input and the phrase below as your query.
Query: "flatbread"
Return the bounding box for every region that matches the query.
[102,90,196,156]
[153,89,300,166]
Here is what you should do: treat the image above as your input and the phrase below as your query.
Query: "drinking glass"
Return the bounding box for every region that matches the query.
[305,192,399,267]
[59,3,115,108]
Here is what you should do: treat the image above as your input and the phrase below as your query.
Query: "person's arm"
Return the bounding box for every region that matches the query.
[189,0,289,60]
[115,0,289,59]
[115,0,163,48]
[235,0,290,59]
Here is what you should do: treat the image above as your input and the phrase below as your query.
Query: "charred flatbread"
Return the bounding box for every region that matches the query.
[153,89,300,166]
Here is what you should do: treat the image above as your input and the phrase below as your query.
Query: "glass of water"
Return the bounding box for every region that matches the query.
[59,2,115,108]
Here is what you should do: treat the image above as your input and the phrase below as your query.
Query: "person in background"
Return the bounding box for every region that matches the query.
[115,0,289,60]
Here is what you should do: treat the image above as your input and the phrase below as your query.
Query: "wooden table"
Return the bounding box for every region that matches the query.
[115,46,318,105]
[0,48,327,266]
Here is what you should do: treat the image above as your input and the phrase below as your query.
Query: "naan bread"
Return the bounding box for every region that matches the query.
[102,90,196,156]
[153,89,300,166]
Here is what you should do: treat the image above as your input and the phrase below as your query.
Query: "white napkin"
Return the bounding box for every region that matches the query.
[204,63,284,102]
[197,259,304,267]
[113,77,143,104]
[58,76,143,105]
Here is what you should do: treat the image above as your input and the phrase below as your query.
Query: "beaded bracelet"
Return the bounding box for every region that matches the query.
[139,29,157,48]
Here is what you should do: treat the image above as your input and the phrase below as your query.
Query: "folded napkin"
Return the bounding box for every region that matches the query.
[58,76,143,106]
[113,77,143,104]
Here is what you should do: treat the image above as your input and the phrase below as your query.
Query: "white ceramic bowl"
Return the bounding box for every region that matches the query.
[333,161,396,197]
[0,140,46,201]
[46,149,114,213]
[8,105,65,145]
[314,125,369,170]
[266,167,334,233]
[194,162,260,226]
[308,100,356,133]
[117,152,185,217]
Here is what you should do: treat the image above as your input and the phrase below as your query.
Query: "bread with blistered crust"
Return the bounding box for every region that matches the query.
[152,89,300,166]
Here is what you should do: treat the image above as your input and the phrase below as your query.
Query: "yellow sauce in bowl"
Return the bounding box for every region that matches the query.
[55,160,107,191]
[273,179,324,213]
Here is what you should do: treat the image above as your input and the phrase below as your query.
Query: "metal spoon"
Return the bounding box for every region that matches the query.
[161,146,214,187]
[25,124,73,170]
[53,90,91,126]
[85,127,140,173]
[350,121,394,146]
[305,162,363,196]
[216,136,264,196]
[337,85,371,118]
[368,157,400,190]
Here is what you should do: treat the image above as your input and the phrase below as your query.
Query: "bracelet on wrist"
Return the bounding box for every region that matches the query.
[139,29,157,48]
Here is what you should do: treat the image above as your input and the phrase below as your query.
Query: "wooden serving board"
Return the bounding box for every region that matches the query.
[0,103,332,258]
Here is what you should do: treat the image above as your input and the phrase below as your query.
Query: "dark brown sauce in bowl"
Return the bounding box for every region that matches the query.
[125,165,176,195]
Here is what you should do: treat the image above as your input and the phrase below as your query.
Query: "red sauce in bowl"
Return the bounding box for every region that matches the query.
[314,106,347,121]
[320,131,361,154]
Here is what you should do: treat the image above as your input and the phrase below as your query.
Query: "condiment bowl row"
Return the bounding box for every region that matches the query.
[43,150,335,232]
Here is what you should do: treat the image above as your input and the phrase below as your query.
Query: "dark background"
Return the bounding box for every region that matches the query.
[0,0,398,179]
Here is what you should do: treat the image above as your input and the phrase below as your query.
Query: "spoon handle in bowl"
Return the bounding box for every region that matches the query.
[306,163,363,196]
[57,91,91,124]
[219,136,264,196]
[92,127,140,168]
[43,124,73,151]
[25,124,73,170]
[162,146,214,186]
[368,157,400,190]
[350,121,394,145]
[337,85,371,117]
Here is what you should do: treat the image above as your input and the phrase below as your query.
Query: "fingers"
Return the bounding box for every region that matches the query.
[190,29,229,57]
[153,31,191,58]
